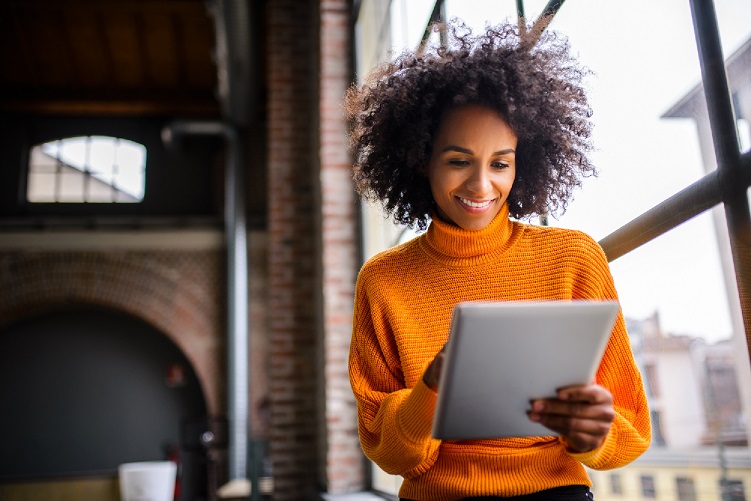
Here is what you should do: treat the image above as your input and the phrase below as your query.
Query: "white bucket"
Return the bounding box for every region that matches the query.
[118,461,177,501]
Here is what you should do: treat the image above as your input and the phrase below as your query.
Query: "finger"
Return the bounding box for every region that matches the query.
[529,413,612,452]
[530,399,615,422]
[423,350,447,390]
[531,412,613,436]
[557,384,612,404]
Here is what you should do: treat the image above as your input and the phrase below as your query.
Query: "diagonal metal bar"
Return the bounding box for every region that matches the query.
[525,0,566,46]
[599,169,723,261]
[417,0,446,54]
[417,0,564,53]
[516,0,527,35]
[539,0,567,19]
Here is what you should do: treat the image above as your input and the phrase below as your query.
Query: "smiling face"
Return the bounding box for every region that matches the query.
[427,105,518,231]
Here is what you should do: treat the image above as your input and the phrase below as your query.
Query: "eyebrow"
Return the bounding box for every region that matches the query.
[441,146,516,155]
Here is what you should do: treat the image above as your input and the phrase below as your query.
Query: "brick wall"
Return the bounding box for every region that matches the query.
[266,0,323,498]
[319,0,363,494]
[0,246,225,414]
[266,0,361,497]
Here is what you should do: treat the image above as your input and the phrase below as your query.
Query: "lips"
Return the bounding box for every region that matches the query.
[458,197,493,209]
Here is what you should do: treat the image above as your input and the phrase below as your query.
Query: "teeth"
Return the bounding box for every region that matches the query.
[459,197,492,208]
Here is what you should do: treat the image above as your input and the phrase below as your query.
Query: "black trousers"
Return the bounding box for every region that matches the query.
[400,484,593,501]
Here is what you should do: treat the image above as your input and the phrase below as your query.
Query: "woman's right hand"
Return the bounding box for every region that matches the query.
[422,345,447,391]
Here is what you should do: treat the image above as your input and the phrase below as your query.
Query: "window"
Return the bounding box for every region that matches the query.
[645,362,660,398]
[610,473,623,495]
[676,477,697,501]
[721,479,746,501]
[354,0,751,498]
[641,475,656,499]
[650,410,666,447]
[27,136,146,203]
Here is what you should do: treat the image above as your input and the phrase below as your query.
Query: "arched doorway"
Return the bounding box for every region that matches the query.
[0,306,209,500]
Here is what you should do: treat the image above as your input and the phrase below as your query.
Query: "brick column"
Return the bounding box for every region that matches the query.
[266,0,320,498]
[319,0,363,494]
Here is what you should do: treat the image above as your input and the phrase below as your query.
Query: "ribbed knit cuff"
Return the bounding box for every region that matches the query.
[398,379,439,445]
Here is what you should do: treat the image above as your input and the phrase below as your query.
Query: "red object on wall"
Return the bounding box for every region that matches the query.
[166,363,186,387]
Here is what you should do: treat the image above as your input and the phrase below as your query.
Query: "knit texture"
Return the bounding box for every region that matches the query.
[348,205,651,500]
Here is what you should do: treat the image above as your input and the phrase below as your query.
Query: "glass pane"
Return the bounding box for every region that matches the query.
[28,145,58,173]
[114,139,146,201]
[27,173,56,202]
[58,172,84,202]
[54,137,88,172]
[87,179,114,203]
[88,137,116,184]
[114,188,139,203]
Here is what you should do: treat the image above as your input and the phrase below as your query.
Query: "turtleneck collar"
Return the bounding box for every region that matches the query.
[420,203,517,266]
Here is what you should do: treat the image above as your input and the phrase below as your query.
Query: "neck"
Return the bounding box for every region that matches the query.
[421,204,516,265]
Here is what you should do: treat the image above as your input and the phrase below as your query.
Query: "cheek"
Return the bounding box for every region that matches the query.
[499,171,516,193]
[427,167,452,196]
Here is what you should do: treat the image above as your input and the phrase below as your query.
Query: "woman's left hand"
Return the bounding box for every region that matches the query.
[528,383,615,453]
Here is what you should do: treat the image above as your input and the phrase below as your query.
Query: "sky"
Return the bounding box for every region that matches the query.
[389,0,751,343]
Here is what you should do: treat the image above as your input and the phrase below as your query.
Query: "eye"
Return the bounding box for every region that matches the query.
[491,160,510,169]
[448,159,470,167]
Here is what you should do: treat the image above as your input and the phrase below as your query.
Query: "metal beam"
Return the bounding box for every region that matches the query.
[525,0,566,46]
[598,169,723,261]
[689,0,751,366]
[516,0,526,35]
[417,0,446,54]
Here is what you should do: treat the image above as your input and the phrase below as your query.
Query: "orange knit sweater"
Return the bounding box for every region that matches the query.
[348,205,651,500]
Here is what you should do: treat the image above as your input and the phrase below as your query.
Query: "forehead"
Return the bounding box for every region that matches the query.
[434,105,517,143]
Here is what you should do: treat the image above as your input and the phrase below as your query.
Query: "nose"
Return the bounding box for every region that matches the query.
[465,165,492,195]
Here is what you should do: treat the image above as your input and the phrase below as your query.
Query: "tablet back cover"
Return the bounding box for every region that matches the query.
[432,300,619,440]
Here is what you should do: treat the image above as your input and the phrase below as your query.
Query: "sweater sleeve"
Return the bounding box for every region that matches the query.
[348,267,443,478]
[567,234,652,469]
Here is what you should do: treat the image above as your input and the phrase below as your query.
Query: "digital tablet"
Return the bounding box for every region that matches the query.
[431,300,620,440]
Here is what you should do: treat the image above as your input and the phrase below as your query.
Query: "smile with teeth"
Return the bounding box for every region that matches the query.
[458,197,493,209]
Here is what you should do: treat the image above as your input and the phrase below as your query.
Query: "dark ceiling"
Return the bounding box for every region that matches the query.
[0,0,221,117]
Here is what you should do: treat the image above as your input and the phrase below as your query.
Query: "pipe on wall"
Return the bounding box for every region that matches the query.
[162,120,251,492]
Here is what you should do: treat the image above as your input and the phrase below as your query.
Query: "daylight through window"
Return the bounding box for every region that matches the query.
[27,136,146,203]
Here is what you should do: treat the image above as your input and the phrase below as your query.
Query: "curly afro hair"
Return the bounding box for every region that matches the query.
[344,22,596,230]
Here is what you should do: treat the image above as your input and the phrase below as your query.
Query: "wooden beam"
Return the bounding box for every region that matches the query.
[0,98,220,116]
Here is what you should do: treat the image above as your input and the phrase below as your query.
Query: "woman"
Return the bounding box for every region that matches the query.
[345,22,651,501]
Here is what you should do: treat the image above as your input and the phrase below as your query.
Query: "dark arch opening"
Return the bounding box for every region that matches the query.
[0,306,209,500]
